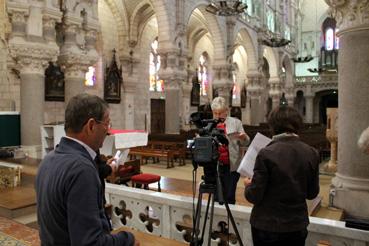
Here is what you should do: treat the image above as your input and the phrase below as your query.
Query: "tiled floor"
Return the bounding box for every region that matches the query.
[0,216,40,246]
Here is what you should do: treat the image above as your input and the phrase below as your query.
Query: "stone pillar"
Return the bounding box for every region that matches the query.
[325,0,369,219]
[120,51,139,130]
[268,76,281,109]
[247,71,263,125]
[304,94,313,123]
[7,6,60,145]
[165,81,181,134]
[325,108,338,173]
[59,24,98,103]
[212,65,233,107]
[158,47,187,134]
[285,85,295,106]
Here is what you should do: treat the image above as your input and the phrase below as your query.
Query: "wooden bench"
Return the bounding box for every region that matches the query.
[130,147,175,168]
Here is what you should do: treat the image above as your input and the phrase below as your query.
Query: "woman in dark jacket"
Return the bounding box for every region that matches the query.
[244,106,320,246]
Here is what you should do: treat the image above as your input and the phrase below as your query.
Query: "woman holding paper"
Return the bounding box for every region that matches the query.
[244,106,320,246]
[211,96,250,204]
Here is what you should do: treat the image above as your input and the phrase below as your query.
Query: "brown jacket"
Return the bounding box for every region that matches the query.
[245,135,320,232]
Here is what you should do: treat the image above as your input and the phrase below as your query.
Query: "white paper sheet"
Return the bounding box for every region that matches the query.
[237,132,272,177]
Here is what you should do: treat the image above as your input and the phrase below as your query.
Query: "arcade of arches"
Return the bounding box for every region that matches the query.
[1,0,369,221]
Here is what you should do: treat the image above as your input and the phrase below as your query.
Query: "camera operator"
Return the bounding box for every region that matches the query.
[211,97,250,204]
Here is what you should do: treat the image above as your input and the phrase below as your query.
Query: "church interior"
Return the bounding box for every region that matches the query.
[1,0,369,245]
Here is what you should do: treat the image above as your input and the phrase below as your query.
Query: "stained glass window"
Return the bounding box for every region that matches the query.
[149,38,164,92]
[232,72,238,99]
[84,66,96,86]
[198,54,209,96]
[325,28,334,51]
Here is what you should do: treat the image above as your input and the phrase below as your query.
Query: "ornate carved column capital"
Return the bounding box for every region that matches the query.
[7,8,29,37]
[58,52,96,78]
[325,0,369,33]
[43,15,60,42]
[9,43,59,74]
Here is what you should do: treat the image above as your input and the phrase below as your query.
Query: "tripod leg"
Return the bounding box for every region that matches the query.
[207,192,216,246]
[192,191,203,245]
[200,193,212,243]
[224,202,244,246]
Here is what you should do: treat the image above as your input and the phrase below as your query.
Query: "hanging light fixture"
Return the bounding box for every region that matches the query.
[206,0,247,16]
[293,55,313,63]
[262,37,291,47]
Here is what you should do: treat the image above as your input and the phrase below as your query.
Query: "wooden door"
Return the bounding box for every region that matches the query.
[150,99,165,133]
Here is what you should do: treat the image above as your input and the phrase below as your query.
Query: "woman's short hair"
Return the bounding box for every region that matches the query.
[268,106,303,135]
[211,97,227,111]
[358,127,369,154]
[65,93,109,133]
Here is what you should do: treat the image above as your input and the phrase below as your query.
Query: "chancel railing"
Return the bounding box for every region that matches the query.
[105,183,369,245]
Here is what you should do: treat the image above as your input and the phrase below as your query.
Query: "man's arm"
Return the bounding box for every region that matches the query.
[66,164,135,246]
[244,152,268,205]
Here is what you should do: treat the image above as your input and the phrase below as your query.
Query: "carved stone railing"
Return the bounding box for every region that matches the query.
[295,75,338,94]
[106,184,369,245]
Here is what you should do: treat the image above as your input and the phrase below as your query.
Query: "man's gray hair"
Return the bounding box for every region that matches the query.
[211,96,227,111]
[358,126,369,154]
[65,93,109,133]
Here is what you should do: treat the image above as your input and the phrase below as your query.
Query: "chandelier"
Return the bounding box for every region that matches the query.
[293,55,313,63]
[206,0,247,16]
[262,37,291,47]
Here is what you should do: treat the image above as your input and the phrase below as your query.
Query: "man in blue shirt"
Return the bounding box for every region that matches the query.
[36,93,139,246]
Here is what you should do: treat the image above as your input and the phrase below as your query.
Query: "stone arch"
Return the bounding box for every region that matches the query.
[102,0,129,53]
[129,1,156,46]
[185,3,226,61]
[281,53,293,87]
[235,28,258,72]
[263,46,278,78]
[150,0,173,44]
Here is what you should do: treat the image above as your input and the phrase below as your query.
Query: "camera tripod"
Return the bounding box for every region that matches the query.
[190,165,244,246]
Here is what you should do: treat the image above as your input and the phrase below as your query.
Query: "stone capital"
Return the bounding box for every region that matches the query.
[59,52,97,78]
[325,0,369,33]
[9,42,59,74]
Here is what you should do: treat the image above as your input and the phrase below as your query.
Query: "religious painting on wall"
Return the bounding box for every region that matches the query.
[104,50,122,103]
[190,73,200,106]
[45,62,65,101]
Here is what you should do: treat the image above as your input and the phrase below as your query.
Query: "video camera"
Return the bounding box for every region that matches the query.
[188,112,228,184]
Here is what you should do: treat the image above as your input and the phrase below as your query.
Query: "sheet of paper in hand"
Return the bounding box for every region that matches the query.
[237,132,271,177]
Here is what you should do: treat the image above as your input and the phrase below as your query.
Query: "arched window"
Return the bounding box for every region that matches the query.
[85,66,96,86]
[198,54,209,96]
[322,18,339,51]
[149,38,164,92]
[325,28,334,51]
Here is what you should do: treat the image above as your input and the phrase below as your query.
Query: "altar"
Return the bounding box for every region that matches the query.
[100,129,148,156]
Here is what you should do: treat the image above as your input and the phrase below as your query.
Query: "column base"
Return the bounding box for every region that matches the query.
[331,173,369,219]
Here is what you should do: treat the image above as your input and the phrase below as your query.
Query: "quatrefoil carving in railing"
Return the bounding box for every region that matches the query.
[114,200,132,225]
[139,206,160,232]
[175,214,193,243]
[211,221,238,245]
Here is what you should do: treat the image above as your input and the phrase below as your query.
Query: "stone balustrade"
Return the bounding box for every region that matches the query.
[105,183,369,246]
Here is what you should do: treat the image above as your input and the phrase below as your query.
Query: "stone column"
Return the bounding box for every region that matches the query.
[158,47,187,134]
[325,0,369,219]
[268,76,281,109]
[120,51,139,129]
[304,94,313,123]
[285,85,295,106]
[59,24,98,103]
[212,65,234,107]
[7,6,60,145]
[247,71,263,125]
